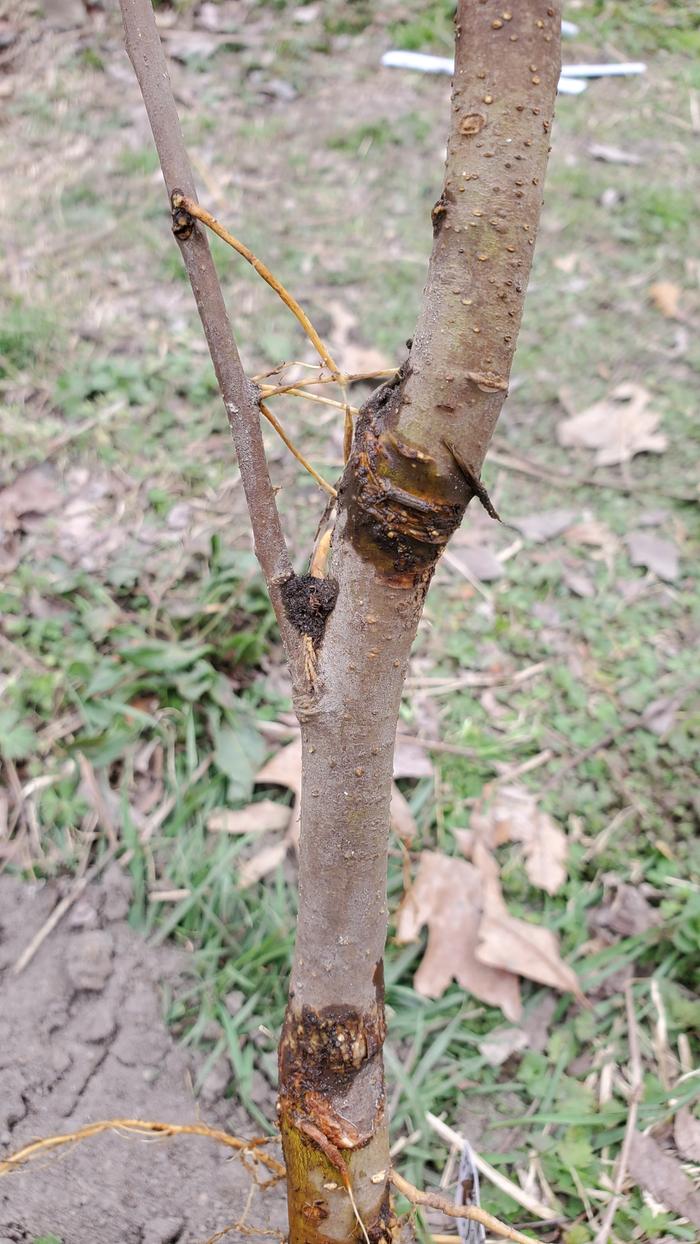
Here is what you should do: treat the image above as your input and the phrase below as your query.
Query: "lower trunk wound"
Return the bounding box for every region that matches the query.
[278,1001,387,1170]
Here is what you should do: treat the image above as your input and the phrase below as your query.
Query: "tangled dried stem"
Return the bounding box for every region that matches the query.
[0,1118,543,1244]
[0,1119,285,1180]
[173,195,340,377]
[258,400,337,497]
[390,1169,539,1244]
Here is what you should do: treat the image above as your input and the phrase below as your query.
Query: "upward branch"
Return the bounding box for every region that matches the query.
[401,2,560,472]
[119,0,303,672]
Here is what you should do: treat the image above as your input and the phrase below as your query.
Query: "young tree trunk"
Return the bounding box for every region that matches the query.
[278,4,561,1240]
[120,0,561,1238]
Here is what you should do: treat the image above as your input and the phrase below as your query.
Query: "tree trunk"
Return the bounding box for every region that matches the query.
[278,4,562,1241]
[119,0,561,1236]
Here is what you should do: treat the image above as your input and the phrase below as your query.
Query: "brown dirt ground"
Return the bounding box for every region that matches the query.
[0,872,286,1244]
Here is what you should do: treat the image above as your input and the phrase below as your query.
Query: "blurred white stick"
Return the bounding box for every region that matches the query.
[426,1113,558,1222]
[381,50,586,93]
[381,50,646,93]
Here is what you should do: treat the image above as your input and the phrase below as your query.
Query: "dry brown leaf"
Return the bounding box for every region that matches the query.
[557,383,667,466]
[342,342,394,377]
[161,29,226,61]
[396,851,522,1020]
[564,518,618,559]
[0,533,20,576]
[642,692,682,737]
[627,1131,700,1227]
[471,785,567,895]
[562,567,595,598]
[626,531,679,582]
[207,799,290,835]
[473,842,581,999]
[393,737,434,780]
[590,883,659,938]
[649,280,682,319]
[452,827,474,856]
[0,467,64,532]
[512,509,578,543]
[256,736,302,795]
[674,1107,700,1164]
[327,299,392,377]
[448,546,504,581]
[238,840,288,889]
[390,784,418,843]
[521,994,557,1054]
[554,252,578,274]
[478,1025,529,1067]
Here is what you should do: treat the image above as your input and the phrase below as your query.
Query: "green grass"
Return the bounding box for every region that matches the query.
[2,2,699,1239]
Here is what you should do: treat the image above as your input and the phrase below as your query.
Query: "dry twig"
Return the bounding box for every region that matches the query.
[426,1115,557,1222]
[593,982,643,1244]
[390,1170,538,1244]
[259,400,337,497]
[12,843,123,976]
[173,194,340,378]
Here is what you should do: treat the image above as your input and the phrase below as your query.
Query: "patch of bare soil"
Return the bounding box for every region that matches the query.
[0,874,285,1244]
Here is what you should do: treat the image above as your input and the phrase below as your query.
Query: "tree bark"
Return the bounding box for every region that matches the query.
[278,4,561,1241]
[119,0,561,1237]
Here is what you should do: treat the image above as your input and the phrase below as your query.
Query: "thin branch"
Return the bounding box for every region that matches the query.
[260,386,359,416]
[259,401,337,498]
[174,194,340,377]
[119,0,297,656]
[0,1119,285,1179]
[389,1170,538,1244]
[593,982,643,1244]
[258,368,397,395]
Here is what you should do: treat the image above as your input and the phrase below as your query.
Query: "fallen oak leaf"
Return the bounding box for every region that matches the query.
[564,517,618,560]
[256,735,302,795]
[255,734,302,847]
[557,383,666,466]
[390,783,418,844]
[238,839,288,889]
[512,508,578,543]
[0,466,64,532]
[648,280,682,320]
[626,530,679,582]
[396,850,522,1021]
[562,566,595,598]
[674,1107,700,1164]
[470,784,568,895]
[473,842,583,1001]
[478,1025,529,1067]
[446,545,504,582]
[627,1131,700,1228]
[207,798,290,835]
[393,737,434,780]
